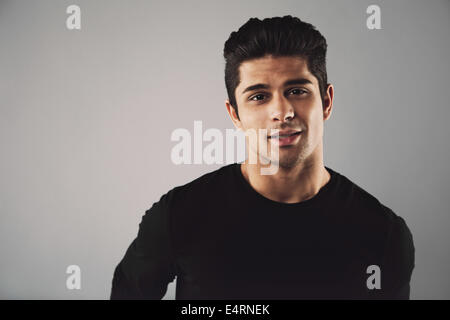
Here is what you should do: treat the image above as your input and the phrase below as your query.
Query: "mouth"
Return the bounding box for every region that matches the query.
[268,131,302,147]
[268,131,302,139]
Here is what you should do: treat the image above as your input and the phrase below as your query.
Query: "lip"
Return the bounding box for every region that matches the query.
[268,130,302,147]
[268,129,302,138]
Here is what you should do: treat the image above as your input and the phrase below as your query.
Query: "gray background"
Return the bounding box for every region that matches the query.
[0,0,449,299]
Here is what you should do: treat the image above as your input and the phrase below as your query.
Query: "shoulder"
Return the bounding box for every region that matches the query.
[155,163,236,209]
[330,168,415,257]
[140,164,236,234]
[331,169,415,291]
[331,169,401,224]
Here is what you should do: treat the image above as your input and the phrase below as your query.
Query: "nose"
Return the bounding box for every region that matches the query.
[271,93,294,122]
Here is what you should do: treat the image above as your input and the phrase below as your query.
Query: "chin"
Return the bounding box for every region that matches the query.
[264,153,302,169]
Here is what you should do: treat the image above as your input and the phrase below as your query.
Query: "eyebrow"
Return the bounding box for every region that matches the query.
[241,78,313,95]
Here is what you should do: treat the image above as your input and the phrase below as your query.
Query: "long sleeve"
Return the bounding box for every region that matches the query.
[380,214,415,300]
[110,193,178,300]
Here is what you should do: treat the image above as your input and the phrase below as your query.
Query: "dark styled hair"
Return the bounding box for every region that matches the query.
[223,15,328,119]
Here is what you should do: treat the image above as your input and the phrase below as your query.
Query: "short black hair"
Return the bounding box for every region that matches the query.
[223,15,328,119]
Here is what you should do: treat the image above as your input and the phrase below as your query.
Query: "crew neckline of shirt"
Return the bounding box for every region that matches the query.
[232,162,338,209]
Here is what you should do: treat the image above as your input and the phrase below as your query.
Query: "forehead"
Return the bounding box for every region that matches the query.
[237,55,317,90]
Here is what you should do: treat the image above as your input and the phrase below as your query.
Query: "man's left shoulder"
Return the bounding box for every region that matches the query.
[344,178,415,298]
[336,172,401,223]
[331,170,415,297]
[334,171,412,247]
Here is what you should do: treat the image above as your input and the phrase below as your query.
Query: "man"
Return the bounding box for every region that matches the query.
[111,16,415,300]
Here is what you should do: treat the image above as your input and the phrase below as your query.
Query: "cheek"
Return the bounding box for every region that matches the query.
[310,108,325,136]
[300,103,324,134]
[240,108,267,129]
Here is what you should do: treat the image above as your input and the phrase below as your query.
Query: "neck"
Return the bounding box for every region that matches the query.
[240,148,330,204]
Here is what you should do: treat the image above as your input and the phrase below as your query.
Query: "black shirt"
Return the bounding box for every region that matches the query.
[110,163,415,299]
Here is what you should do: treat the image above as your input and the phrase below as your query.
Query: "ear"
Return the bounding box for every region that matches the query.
[225,99,242,130]
[323,84,334,121]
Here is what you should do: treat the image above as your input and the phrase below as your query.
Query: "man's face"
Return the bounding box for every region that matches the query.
[226,55,333,169]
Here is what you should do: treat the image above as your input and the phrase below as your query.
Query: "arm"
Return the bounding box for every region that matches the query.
[381,214,415,300]
[110,193,178,300]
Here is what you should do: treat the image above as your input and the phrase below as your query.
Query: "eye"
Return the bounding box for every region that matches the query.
[249,93,267,102]
[288,88,308,96]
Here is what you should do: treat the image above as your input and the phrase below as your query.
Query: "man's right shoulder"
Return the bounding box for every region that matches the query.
[153,163,237,210]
